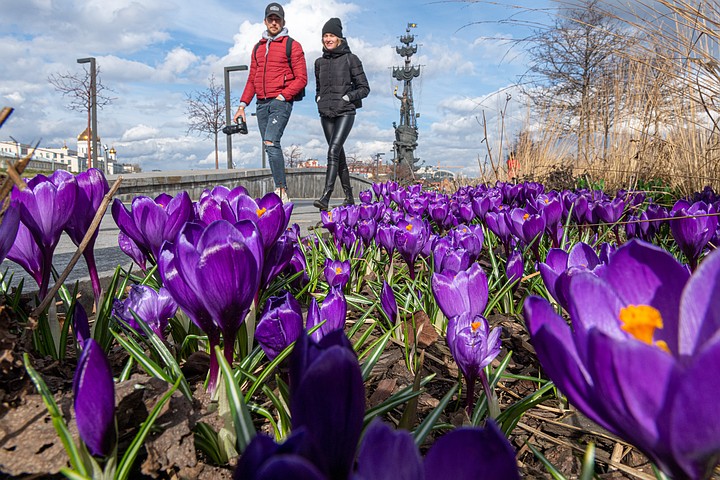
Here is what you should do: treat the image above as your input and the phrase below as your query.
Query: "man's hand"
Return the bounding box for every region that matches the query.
[233,106,246,123]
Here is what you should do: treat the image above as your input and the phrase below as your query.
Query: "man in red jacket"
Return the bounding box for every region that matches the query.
[233,2,307,203]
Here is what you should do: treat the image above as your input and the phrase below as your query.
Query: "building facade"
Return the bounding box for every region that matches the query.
[0,128,139,174]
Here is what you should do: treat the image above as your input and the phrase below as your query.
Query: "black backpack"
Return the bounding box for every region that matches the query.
[252,37,305,101]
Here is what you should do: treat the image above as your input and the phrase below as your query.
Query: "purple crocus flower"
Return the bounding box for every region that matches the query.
[380,280,398,325]
[72,302,91,344]
[260,232,295,290]
[537,242,604,311]
[505,249,524,289]
[236,330,520,479]
[432,237,474,274]
[289,330,364,480]
[524,239,720,479]
[670,200,718,271]
[6,221,43,289]
[509,208,546,260]
[323,259,351,290]
[13,171,77,297]
[307,287,347,341]
[0,203,20,264]
[394,216,430,279]
[428,197,449,227]
[375,222,398,257]
[117,232,147,271]
[255,291,303,360]
[450,314,502,412]
[319,209,338,235]
[158,220,263,393]
[73,338,115,457]
[112,192,194,265]
[112,285,178,339]
[64,169,110,303]
[432,262,497,411]
[287,244,310,290]
[471,190,502,219]
[357,218,377,246]
[230,191,290,252]
[484,208,514,256]
[358,190,373,204]
[431,262,488,321]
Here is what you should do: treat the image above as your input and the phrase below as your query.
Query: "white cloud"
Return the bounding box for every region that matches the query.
[0,0,550,175]
[121,125,160,142]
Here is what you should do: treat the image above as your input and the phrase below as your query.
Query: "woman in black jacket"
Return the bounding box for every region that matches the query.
[313,17,370,211]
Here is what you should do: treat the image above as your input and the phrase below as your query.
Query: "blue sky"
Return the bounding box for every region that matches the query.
[0,0,556,176]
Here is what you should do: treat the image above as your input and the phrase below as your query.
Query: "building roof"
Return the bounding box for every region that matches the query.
[77,127,100,141]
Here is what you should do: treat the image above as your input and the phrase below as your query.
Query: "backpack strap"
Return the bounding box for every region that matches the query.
[286,37,294,73]
[252,42,261,67]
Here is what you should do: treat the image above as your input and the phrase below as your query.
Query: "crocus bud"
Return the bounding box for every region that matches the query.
[73,339,115,457]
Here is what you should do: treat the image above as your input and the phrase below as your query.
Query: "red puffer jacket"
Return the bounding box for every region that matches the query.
[241,35,308,104]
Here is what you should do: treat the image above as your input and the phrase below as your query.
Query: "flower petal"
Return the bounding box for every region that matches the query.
[423,421,519,480]
[355,420,423,480]
[73,339,115,457]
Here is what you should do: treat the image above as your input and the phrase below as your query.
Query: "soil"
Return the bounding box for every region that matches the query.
[0,297,715,480]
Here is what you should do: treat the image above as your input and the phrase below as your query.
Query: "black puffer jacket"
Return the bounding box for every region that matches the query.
[314,41,370,118]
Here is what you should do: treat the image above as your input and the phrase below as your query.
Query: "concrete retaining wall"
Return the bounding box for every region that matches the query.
[108,168,374,202]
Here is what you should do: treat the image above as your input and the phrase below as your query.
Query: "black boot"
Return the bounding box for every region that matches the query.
[313,161,339,211]
[339,164,354,206]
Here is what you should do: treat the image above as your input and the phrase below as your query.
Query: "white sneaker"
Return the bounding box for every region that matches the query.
[274,187,290,204]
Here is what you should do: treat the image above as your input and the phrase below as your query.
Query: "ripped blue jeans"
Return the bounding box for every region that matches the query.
[256,99,292,189]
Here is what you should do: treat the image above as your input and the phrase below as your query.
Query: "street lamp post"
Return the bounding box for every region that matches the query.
[224,65,248,169]
[374,152,385,180]
[77,57,97,171]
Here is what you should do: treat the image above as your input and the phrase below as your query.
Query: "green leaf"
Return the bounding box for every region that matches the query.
[412,381,458,447]
[111,330,173,384]
[215,345,256,453]
[471,351,513,425]
[193,422,227,465]
[580,442,596,480]
[360,327,395,381]
[24,353,88,477]
[56,282,80,361]
[527,442,568,480]
[497,380,556,434]
[123,311,193,399]
[59,467,91,480]
[363,374,435,426]
[94,265,128,352]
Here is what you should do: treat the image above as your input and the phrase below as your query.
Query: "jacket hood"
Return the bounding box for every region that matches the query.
[263,27,289,42]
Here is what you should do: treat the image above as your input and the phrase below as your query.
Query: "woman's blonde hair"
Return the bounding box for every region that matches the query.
[323,35,343,46]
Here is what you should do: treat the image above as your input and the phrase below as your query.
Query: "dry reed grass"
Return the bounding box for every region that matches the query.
[469,0,720,195]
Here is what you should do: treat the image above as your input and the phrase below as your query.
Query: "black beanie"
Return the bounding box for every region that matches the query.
[322,18,343,38]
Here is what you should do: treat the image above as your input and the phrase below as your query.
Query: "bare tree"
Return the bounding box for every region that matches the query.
[524,0,633,162]
[283,144,303,168]
[186,74,227,170]
[48,65,114,168]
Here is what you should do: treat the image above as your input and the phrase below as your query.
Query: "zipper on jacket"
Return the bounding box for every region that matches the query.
[262,41,269,99]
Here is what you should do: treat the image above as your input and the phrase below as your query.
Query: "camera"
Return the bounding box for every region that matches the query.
[222,120,248,135]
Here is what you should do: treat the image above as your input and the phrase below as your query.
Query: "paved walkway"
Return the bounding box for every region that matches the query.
[1,199,327,293]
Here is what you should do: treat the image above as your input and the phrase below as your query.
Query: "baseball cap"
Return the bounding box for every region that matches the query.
[265,3,284,20]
